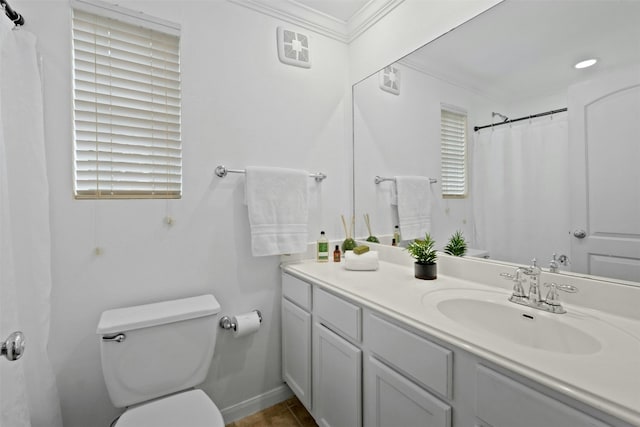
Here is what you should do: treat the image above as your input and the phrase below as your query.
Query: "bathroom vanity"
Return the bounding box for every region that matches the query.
[281,249,640,427]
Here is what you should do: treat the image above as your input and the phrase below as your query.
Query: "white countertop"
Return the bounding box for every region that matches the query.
[282,258,640,426]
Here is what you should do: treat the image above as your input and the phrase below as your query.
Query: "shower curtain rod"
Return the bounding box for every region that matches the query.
[1,0,24,26]
[473,107,567,132]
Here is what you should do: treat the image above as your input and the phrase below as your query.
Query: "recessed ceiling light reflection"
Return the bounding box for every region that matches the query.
[574,59,597,69]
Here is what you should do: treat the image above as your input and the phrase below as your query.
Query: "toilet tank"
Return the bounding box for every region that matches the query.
[97,295,221,408]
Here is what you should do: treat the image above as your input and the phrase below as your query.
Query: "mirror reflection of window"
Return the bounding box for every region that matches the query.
[440,107,467,198]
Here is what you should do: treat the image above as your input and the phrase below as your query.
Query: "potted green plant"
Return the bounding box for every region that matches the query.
[444,230,467,257]
[406,233,437,280]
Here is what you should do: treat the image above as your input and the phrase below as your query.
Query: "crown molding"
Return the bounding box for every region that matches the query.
[227,0,347,42]
[398,56,470,90]
[227,0,405,44]
[397,57,500,102]
[347,0,404,43]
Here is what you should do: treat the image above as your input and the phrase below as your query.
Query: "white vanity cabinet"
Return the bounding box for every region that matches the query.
[281,270,629,427]
[281,274,312,410]
[282,272,446,427]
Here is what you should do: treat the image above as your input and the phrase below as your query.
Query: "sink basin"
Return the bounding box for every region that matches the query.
[424,290,602,355]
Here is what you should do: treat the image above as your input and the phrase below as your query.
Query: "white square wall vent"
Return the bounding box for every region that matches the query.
[277,27,311,68]
[379,65,400,95]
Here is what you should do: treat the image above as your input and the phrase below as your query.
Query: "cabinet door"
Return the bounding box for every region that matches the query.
[282,298,312,410]
[365,356,451,427]
[314,323,362,427]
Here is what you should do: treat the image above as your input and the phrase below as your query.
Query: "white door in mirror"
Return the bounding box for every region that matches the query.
[568,65,640,283]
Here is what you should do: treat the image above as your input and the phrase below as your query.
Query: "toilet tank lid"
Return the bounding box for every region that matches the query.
[97,294,221,335]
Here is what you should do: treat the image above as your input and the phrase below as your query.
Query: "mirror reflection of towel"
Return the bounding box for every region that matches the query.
[245,166,309,256]
[392,176,431,240]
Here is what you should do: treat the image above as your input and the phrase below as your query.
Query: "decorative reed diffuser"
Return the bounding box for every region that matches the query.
[364,214,379,243]
[341,215,357,252]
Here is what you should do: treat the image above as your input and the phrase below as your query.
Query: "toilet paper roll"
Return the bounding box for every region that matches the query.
[233,311,261,337]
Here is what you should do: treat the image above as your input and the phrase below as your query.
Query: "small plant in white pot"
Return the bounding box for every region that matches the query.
[406,233,437,280]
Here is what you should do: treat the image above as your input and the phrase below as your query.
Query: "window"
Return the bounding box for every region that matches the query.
[72,2,181,199]
[440,107,467,197]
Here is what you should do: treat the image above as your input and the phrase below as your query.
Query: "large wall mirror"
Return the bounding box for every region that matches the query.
[353,0,640,285]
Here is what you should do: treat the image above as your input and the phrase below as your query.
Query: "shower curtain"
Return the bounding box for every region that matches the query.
[472,114,571,266]
[0,25,63,427]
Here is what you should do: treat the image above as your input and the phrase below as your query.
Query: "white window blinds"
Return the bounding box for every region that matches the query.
[440,108,467,197]
[72,6,181,199]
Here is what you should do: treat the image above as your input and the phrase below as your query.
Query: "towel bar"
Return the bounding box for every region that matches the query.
[216,165,326,182]
[375,175,437,184]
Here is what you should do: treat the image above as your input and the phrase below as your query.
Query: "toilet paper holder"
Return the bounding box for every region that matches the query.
[219,310,262,331]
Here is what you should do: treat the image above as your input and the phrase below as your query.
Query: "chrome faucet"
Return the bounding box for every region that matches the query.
[501,259,578,314]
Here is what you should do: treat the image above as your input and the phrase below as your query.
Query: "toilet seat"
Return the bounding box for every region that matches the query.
[115,389,224,427]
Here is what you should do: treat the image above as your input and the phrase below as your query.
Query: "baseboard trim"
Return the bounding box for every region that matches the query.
[221,384,293,424]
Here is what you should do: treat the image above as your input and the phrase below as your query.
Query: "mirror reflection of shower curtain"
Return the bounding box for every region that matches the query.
[472,114,571,266]
[0,25,63,427]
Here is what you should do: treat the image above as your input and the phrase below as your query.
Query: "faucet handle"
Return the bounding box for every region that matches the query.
[501,272,527,298]
[544,282,578,312]
[555,283,578,293]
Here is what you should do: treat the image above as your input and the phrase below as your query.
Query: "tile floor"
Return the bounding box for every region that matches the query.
[225,396,318,427]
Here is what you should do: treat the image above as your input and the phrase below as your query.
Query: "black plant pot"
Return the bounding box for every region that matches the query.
[414,262,437,280]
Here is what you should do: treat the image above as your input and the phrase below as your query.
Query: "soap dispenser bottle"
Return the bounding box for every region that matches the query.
[393,225,401,245]
[333,245,341,262]
[317,231,329,262]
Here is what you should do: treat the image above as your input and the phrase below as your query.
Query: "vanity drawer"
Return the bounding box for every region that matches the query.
[367,313,452,399]
[282,273,311,311]
[476,365,610,427]
[314,287,361,342]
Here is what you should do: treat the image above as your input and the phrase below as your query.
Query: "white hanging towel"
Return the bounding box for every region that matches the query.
[245,166,309,256]
[392,176,432,240]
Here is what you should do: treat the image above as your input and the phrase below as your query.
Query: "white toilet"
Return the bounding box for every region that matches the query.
[96,294,225,427]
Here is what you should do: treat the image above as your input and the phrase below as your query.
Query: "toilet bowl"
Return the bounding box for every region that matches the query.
[97,295,224,426]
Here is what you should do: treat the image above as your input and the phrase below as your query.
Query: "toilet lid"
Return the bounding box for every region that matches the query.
[115,389,224,427]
